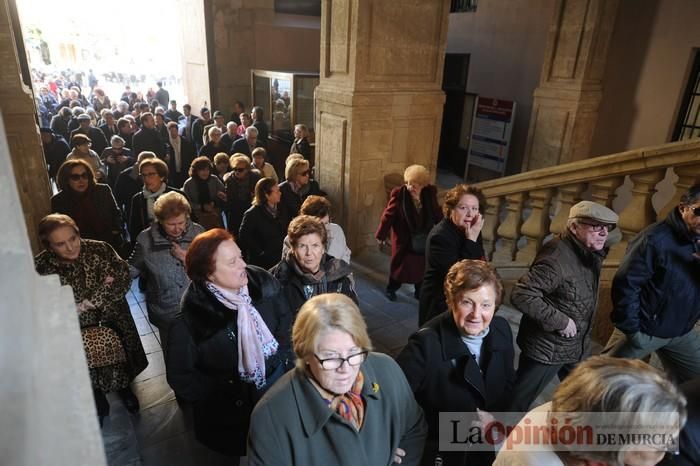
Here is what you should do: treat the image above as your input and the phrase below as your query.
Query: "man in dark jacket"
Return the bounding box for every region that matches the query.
[604,184,700,383]
[509,200,618,412]
[166,122,196,188]
[40,128,70,179]
[70,113,109,156]
[230,126,258,158]
[154,81,170,108]
[50,107,72,141]
[132,112,167,159]
[191,107,212,153]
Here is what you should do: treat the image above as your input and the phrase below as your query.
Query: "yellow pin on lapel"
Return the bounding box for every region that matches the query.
[372,382,379,393]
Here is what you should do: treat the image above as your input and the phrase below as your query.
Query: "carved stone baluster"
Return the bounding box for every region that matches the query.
[608,170,666,262]
[481,196,502,260]
[515,188,553,264]
[589,176,624,208]
[657,164,700,220]
[491,193,525,264]
[549,183,585,236]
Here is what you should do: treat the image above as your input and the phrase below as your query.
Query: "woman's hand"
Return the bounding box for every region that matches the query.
[392,447,406,464]
[171,242,187,263]
[216,191,227,201]
[202,202,214,213]
[465,213,484,241]
[77,299,97,314]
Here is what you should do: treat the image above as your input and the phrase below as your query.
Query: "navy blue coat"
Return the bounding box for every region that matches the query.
[611,208,700,338]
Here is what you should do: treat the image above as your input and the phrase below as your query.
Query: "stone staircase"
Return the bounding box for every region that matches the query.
[470,139,700,344]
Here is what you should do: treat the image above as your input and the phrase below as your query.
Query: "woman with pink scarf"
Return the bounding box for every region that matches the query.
[166,228,293,459]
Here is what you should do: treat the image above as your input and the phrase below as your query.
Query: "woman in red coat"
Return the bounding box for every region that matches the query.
[375,165,442,301]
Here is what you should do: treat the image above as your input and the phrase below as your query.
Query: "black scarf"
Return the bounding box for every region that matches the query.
[195,176,212,205]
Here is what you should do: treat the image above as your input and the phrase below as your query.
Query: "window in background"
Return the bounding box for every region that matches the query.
[674,49,700,141]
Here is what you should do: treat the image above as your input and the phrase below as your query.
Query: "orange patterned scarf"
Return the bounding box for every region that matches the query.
[310,371,366,431]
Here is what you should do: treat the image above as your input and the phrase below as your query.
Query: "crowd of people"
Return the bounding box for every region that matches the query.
[29,79,700,466]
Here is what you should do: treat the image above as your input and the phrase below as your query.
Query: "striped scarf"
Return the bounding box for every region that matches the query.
[311,371,366,431]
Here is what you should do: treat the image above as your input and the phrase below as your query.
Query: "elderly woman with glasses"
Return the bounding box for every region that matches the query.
[248,294,427,465]
[51,159,129,258]
[419,184,486,325]
[183,156,226,230]
[67,133,107,182]
[166,228,293,459]
[223,153,261,235]
[128,158,187,245]
[397,260,515,466]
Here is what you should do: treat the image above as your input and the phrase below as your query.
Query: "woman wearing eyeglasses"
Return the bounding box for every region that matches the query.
[166,228,293,459]
[51,159,129,258]
[419,184,487,325]
[279,156,324,217]
[67,133,107,182]
[223,153,261,235]
[248,293,427,466]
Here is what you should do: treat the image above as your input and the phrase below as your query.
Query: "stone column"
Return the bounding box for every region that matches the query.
[207,0,274,112]
[178,0,212,109]
[1,0,51,254]
[523,0,619,170]
[315,0,450,252]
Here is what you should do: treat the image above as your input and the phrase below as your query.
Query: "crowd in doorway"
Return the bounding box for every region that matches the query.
[30,75,700,466]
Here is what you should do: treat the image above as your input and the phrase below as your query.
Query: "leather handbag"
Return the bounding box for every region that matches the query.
[410,232,428,255]
[81,323,127,369]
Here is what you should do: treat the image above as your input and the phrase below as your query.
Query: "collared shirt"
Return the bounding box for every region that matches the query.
[169,135,182,173]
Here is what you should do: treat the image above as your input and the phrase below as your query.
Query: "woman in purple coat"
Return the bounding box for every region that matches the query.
[375,165,442,301]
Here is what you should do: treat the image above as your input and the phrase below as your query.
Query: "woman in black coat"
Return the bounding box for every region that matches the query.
[166,229,293,459]
[419,184,486,325]
[397,260,515,466]
[51,159,128,258]
[238,177,290,270]
[270,215,357,314]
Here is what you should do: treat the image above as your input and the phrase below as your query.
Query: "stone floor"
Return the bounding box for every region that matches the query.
[101,247,560,466]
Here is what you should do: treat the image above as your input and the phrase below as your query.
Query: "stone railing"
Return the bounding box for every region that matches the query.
[475,139,700,268]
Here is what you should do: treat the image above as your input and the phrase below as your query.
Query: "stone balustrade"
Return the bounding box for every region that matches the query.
[474,139,700,267]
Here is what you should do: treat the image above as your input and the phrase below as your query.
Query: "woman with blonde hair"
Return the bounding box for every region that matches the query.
[289,123,311,159]
[495,356,687,466]
[376,164,441,301]
[279,157,323,217]
[248,294,427,465]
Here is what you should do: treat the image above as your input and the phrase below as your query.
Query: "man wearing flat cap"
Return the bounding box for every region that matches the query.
[70,113,109,156]
[509,200,619,412]
[604,183,700,383]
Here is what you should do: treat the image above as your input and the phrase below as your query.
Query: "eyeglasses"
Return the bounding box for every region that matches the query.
[141,172,160,178]
[692,207,700,216]
[69,172,89,181]
[314,351,368,370]
[578,221,615,232]
[300,171,310,177]
[233,167,247,173]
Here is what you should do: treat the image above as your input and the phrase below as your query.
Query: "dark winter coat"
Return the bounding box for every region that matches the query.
[192,118,212,152]
[224,172,260,235]
[270,252,358,314]
[376,185,442,284]
[511,232,606,365]
[132,127,167,158]
[70,126,109,156]
[252,120,269,148]
[278,179,324,218]
[611,208,700,338]
[289,137,311,159]
[51,184,128,258]
[419,218,485,324]
[661,378,700,466]
[114,165,141,220]
[166,266,293,456]
[396,313,516,466]
[238,203,290,270]
[100,146,134,187]
[199,141,229,159]
[166,136,197,188]
[128,186,187,245]
[98,123,118,141]
[50,114,71,141]
[42,133,70,178]
[248,353,428,466]
[230,138,256,158]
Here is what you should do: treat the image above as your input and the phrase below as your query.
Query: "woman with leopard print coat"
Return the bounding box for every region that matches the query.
[35,214,148,425]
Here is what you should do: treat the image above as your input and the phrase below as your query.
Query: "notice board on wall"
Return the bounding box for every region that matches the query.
[464,97,516,179]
